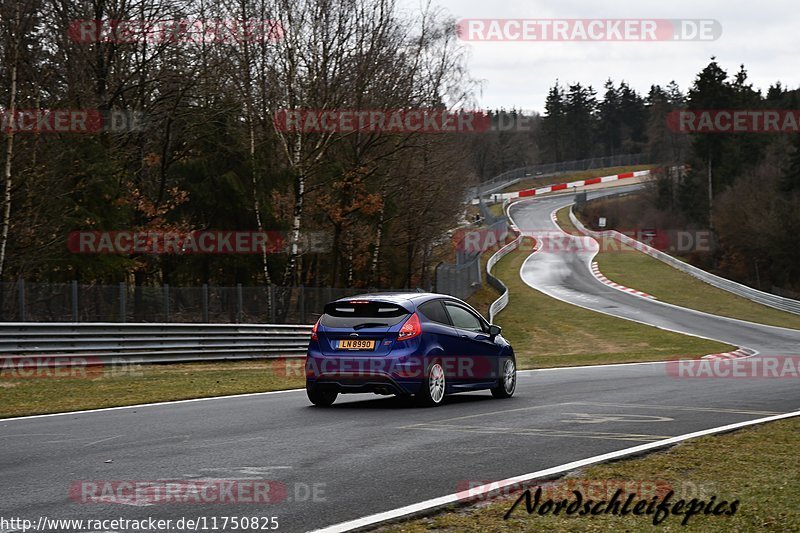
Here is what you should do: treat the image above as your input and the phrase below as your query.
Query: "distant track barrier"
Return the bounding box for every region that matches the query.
[569,207,800,316]
[486,202,523,323]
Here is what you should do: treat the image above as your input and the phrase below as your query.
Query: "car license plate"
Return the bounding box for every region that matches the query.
[337,339,376,350]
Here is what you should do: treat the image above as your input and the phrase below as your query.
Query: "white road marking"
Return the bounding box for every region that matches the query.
[198,466,293,475]
[403,423,672,442]
[310,409,800,533]
[565,401,780,416]
[561,413,674,424]
[83,434,124,447]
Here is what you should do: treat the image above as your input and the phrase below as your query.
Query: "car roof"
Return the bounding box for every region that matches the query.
[335,292,467,305]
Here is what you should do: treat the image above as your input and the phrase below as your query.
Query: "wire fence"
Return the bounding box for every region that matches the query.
[4,156,652,324]
[435,218,509,301]
[0,281,421,324]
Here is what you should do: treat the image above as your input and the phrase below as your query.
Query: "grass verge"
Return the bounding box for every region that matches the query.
[377,416,800,532]
[0,360,305,419]
[489,238,733,369]
[557,206,800,330]
[488,203,504,217]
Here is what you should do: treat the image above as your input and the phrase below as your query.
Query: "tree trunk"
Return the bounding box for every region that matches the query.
[0,2,21,279]
[330,222,342,287]
[249,116,272,286]
[238,0,272,287]
[282,156,305,286]
[346,233,354,288]
[367,202,385,287]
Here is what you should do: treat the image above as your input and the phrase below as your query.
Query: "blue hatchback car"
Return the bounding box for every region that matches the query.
[305,292,516,407]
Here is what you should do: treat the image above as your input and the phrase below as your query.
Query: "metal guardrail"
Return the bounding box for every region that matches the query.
[569,208,800,316]
[486,235,521,323]
[486,201,523,323]
[0,323,313,366]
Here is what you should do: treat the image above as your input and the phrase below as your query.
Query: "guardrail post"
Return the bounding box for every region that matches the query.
[119,282,126,323]
[202,284,209,323]
[163,283,170,322]
[299,284,305,323]
[71,280,79,322]
[236,283,243,323]
[17,279,25,321]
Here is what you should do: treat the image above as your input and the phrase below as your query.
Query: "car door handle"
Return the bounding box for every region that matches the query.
[461,335,469,338]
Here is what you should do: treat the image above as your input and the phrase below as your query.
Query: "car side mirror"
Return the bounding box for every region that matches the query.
[488,324,501,338]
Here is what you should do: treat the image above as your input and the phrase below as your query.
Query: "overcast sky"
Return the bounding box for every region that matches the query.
[399,0,800,113]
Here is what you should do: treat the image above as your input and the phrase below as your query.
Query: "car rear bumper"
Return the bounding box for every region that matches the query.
[305,349,428,395]
[307,371,421,395]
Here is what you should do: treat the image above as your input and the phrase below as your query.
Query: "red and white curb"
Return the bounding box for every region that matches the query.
[483,169,652,203]
[702,348,755,360]
[590,261,655,299]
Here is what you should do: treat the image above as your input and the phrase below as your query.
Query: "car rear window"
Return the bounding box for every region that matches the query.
[418,300,451,325]
[320,300,410,328]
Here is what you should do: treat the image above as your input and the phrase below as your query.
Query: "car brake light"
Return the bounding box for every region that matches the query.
[311,318,320,341]
[397,313,421,341]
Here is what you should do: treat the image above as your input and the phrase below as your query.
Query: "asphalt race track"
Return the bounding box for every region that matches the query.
[510,187,800,354]
[2,189,799,532]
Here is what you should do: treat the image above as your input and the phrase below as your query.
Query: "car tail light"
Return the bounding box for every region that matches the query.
[311,318,320,341]
[397,313,421,341]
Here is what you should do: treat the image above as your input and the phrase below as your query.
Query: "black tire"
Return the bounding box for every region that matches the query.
[415,361,446,407]
[307,384,338,407]
[491,357,516,399]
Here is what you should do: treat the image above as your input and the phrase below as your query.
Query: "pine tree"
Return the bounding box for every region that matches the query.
[685,58,735,225]
[666,81,686,107]
[564,83,598,160]
[599,79,622,156]
[541,82,566,162]
[618,81,647,150]
[766,82,785,106]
